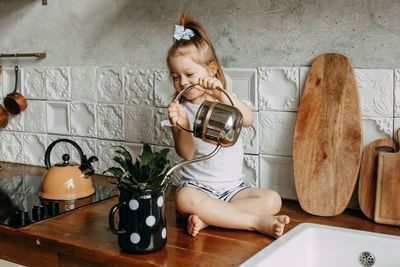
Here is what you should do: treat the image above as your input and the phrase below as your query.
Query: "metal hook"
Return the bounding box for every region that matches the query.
[14,54,18,66]
[13,65,18,94]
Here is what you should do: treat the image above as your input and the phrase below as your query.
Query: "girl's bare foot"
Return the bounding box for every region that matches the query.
[256,215,290,238]
[187,215,208,236]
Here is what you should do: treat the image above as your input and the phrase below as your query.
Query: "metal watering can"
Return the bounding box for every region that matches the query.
[161,84,243,185]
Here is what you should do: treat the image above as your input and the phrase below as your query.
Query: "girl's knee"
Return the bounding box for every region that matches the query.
[175,187,206,214]
[263,190,282,215]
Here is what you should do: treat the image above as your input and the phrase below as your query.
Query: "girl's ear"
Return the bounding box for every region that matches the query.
[208,61,218,76]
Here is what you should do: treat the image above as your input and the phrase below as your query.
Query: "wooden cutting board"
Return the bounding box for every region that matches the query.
[293,53,362,217]
[358,139,397,220]
[374,129,400,225]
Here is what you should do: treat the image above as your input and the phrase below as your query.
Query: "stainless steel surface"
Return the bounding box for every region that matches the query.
[359,251,375,267]
[173,84,243,147]
[193,100,243,146]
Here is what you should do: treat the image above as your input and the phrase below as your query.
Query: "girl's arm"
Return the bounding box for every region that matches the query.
[217,92,254,127]
[198,77,254,127]
[168,102,195,159]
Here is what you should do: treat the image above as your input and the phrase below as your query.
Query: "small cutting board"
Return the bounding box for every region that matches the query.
[358,139,397,220]
[293,53,363,217]
[374,129,400,225]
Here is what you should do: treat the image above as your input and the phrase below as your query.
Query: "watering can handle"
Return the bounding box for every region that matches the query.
[172,84,235,133]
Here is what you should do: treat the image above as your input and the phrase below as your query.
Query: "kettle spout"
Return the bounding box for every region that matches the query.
[81,167,95,178]
[80,156,98,178]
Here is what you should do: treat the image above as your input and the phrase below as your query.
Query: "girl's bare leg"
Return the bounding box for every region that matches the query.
[175,187,290,238]
[187,214,208,236]
[229,188,283,216]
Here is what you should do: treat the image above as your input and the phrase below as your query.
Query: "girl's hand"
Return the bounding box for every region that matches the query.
[198,77,224,100]
[168,101,190,129]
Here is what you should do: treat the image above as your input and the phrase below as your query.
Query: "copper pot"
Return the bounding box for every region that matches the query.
[4,66,27,115]
[0,105,8,128]
[0,67,7,128]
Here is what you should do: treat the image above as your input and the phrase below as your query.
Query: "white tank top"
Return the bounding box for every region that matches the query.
[178,102,244,193]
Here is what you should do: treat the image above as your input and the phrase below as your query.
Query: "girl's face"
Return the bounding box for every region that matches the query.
[169,54,214,104]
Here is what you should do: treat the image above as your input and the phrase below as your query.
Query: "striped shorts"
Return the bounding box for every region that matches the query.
[176,180,249,202]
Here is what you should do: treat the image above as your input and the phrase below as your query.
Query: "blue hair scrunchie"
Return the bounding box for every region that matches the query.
[173,25,194,41]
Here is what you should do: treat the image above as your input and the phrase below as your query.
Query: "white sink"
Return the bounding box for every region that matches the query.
[240,223,400,267]
[0,259,25,267]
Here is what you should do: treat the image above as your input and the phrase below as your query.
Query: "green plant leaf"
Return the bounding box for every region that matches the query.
[139,142,154,167]
[114,146,133,162]
[105,141,172,192]
[102,167,124,180]
[158,148,170,159]
[113,156,127,169]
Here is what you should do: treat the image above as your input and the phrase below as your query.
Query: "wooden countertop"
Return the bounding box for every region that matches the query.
[1,161,400,267]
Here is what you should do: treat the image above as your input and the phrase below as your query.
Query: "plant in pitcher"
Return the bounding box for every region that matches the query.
[106,142,172,253]
[103,142,172,193]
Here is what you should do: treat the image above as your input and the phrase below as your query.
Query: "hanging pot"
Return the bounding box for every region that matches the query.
[4,66,27,115]
[0,67,7,128]
[0,105,8,128]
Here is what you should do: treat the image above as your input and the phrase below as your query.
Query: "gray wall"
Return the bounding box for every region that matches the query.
[1,0,399,68]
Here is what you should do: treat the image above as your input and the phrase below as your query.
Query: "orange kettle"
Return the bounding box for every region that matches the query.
[40,139,98,200]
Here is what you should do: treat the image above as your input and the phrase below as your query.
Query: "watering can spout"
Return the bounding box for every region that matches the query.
[160,84,243,186]
[160,143,222,186]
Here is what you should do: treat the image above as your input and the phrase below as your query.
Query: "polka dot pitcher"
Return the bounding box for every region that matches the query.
[109,188,167,254]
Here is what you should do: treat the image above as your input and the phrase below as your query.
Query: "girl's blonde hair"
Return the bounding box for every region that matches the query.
[167,13,226,101]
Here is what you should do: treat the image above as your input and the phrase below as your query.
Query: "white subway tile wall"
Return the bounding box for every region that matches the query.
[46,102,70,135]
[243,154,258,187]
[23,133,46,166]
[395,118,400,141]
[395,70,400,117]
[4,110,24,132]
[70,103,97,137]
[22,67,46,99]
[355,69,393,118]
[259,155,296,200]
[46,67,71,101]
[70,67,97,103]
[242,112,258,154]
[96,68,124,104]
[224,68,258,111]
[0,66,399,204]
[154,69,174,108]
[258,68,299,111]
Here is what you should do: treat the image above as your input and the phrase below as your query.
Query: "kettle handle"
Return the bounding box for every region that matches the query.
[172,84,235,133]
[44,139,98,177]
[44,139,84,168]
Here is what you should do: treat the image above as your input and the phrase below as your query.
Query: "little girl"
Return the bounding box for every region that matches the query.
[166,14,290,238]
